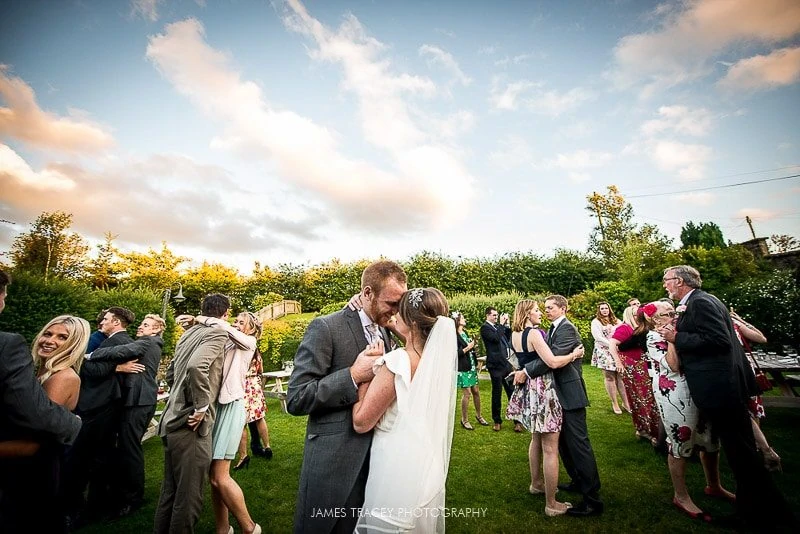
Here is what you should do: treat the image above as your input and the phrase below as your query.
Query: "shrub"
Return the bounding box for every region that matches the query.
[252,292,284,312]
[258,316,315,370]
[320,301,347,316]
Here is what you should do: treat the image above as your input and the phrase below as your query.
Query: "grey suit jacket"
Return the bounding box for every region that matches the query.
[526,318,589,411]
[0,332,81,445]
[158,324,228,438]
[287,307,380,534]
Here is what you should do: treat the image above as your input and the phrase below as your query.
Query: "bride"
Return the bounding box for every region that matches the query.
[352,287,456,533]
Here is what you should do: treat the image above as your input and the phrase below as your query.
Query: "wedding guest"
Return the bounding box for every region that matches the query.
[234,347,273,470]
[454,312,488,430]
[155,294,230,534]
[1,315,89,532]
[480,308,518,432]
[642,301,733,522]
[352,288,456,532]
[85,313,165,517]
[658,264,795,528]
[730,311,781,472]
[531,295,603,517]
[508,299,584,516]
[608,305,660,444]
[86,310,108,353]
[590,302,628,414]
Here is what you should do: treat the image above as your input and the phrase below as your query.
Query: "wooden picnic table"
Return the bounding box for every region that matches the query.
[757,356,800,397]
[263,370,292,412]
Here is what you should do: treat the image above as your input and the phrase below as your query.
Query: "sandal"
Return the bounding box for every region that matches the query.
[475,415,490,426]
[461,420,474,430]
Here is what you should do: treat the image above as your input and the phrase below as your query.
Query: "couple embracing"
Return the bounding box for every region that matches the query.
[287,260,457,533]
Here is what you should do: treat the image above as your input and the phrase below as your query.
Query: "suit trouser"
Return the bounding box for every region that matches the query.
[559,407,601,501]
[704,402,795,526]
[63,402,120,516]
[154,427,212,534]
[489,370,513,424]
[115,404,157,505]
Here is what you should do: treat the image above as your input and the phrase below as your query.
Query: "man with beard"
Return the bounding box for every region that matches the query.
[288,260,407,534]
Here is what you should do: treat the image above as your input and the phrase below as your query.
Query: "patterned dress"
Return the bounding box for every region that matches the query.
[243,351,267,423]
[645,331,719,458]
[591,318,619,371]
[506,328,563,433]
[612,324,660,438]
[456,331,479,388]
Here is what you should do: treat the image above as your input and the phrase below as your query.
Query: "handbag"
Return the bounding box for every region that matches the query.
[506,347,520,371]
[748,352,773,393]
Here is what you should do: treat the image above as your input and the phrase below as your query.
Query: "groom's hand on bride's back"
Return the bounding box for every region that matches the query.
[350,342,383,385]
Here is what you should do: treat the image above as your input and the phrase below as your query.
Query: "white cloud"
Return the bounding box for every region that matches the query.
[737,207,778,220]
[489,135,533,170]
[650,140,712,180]
[489,77,591,116]
[677,191,714,205]
[0,66,114,153]
[609,0,800,94]
[640,105,713,137]
[146,7,474,233]
[419,44,472,86]
[0,144,76,190]
[557,120,595,139]
[477,45,498,55]
[544,149,614,171]
[718,46,800,92]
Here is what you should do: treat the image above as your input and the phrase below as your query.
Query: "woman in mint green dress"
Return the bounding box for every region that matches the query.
[454,312,489,429]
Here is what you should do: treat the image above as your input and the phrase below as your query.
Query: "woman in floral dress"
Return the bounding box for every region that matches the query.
[235,347,273,469]
[507,299,584,517]
[642,301,733,521]
[591,302,629,414]
[608,305,660,443]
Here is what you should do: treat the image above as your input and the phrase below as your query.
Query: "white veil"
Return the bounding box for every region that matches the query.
[357,316,457,532]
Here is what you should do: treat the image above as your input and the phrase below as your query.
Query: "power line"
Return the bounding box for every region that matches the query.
[624,165,800,193]
[627,173,800,199]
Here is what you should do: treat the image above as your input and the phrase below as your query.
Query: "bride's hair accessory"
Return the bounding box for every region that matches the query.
[641,302,658,317]
[450,311,460,319]
[408,288,424,308]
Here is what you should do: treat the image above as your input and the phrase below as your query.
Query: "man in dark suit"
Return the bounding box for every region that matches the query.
[528,295,602,517]
[63,306,136,523]
[288,260,407,534]
[85,313,165,517]
[0,269,82,527]
[479,307,517,431]
[658,265,795,528]
[155,294,230,533]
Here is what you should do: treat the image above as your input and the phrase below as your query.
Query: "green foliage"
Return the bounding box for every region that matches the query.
[180,261,243,313]
[569,280,636,321]
[10,211,90,281]
[301,259,367,312]
[680,221,726,249]
[258,316,314,368]
[586,185,635,263]
[116,242,188,291]
[447,292,523,354]
[674,245,763,294]
[319,301,347,315]
[721,269,800,345]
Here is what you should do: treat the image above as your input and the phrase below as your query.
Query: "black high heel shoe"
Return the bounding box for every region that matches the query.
[233,455,250,471]
[253,446,274,460]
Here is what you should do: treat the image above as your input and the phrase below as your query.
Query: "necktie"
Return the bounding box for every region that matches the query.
[547,324,555,339]
[365,323,379,344]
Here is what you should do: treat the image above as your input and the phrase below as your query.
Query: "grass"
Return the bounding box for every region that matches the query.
[81,365,799,533]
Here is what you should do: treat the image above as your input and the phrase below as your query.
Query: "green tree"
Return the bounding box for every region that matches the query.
[680,221,726,249]
[86,232,121,289]
[10,211,90,281]
[585,186,635,264]
[181,262,243,313]
[770,234,799,253]
[117,242,188,290]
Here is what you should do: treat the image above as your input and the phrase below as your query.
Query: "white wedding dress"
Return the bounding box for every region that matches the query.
[355,317,457,533]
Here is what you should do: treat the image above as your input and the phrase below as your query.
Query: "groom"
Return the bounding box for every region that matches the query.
[528,295,602,516]
[288,260,407,533]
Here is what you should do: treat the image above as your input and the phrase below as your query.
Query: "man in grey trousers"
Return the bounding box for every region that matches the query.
[154,293,230,534]
[288,260,407,533]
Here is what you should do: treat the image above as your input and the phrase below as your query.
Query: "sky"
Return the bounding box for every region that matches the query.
[1,0,799,274]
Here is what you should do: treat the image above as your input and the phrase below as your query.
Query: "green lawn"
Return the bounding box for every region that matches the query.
[82,365,799,533]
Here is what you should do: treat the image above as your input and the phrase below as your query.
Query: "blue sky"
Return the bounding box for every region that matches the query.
[1,0,799,273]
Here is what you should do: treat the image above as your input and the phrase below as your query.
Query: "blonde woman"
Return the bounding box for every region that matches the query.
[189,311,262,534]
[508,299,584,516]
[590,302,629,414]
[6,316,90,532]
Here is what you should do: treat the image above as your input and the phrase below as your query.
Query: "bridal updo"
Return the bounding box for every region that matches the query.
[398,287,449,343]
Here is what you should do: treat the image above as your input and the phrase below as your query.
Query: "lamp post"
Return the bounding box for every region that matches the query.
[161,282,186,319]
